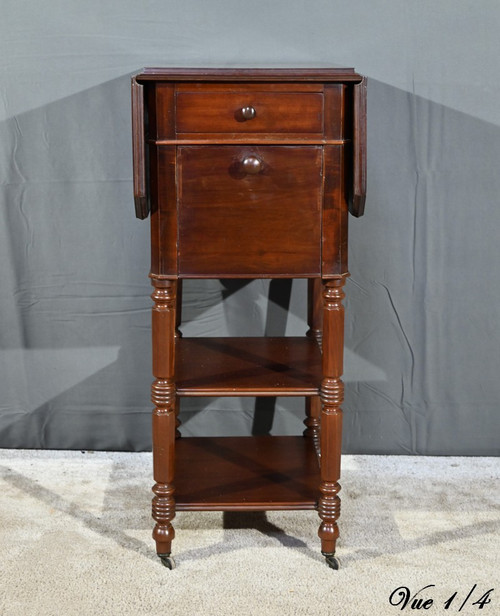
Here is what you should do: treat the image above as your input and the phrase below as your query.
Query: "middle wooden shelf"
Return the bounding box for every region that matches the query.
[176,336,322,397]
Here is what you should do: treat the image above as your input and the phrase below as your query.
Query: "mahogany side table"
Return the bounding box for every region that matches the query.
[131,68,366,569]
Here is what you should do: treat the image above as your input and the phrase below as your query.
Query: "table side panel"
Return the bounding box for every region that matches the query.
[322,145,349,277]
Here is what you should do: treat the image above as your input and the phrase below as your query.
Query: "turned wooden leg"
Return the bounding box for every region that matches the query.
[318,277,345,568]
[175,279,183,338]
[151,277,177,565]
[306,278,323,347]
[175,279,182,439]
[304,278,322,450]
[304,397,321,453]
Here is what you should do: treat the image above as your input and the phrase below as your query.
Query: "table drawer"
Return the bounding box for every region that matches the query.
[177,145,322,277]
[176,90,324,136]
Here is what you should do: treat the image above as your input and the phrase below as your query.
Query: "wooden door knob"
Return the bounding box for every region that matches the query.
[240,106,256,120]
[241,156,263,174]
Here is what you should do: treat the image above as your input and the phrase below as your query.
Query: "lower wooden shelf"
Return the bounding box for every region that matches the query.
[174,436,320,511]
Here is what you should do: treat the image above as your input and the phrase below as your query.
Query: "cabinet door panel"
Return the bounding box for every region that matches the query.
[177,145,322,277]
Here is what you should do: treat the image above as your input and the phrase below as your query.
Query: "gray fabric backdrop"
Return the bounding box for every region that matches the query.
[1,1,499,454]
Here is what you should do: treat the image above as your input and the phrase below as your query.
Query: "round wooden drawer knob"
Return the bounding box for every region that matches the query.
[240,106,256,120]
[241,156,263,174]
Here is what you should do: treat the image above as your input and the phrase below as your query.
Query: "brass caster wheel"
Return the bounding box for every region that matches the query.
[323,553,340,570]
[158,553,176,569]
